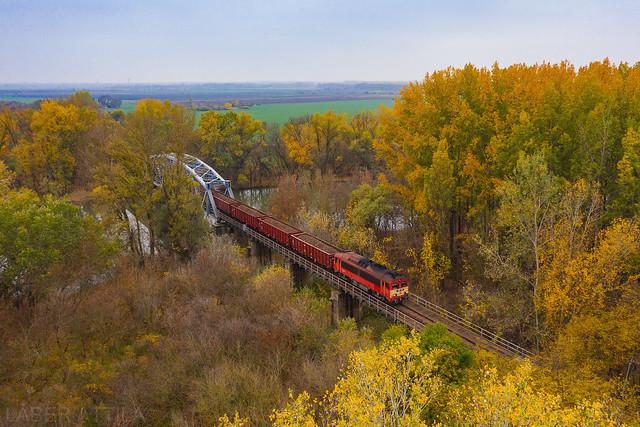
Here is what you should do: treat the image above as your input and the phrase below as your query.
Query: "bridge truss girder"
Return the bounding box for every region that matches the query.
[154,153,233,222]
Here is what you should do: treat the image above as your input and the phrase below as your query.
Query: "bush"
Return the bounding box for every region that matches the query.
[419,323,474,383]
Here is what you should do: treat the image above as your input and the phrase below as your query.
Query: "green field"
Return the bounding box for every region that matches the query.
[1,96,394,126]
[0,96,43,103]
[198,99,394,125]
[127,99,393,125]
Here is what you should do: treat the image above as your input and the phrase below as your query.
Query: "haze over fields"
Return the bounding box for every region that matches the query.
[1,0,638,83]
[2,1,638,123]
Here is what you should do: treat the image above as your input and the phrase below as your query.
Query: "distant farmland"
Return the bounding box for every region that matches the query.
[116,98,394,125]
[196,99,394,125]
[0,96,42,103]
[0,96,394,126]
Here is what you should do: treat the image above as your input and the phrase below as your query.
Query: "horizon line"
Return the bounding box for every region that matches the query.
[0,80,410,87]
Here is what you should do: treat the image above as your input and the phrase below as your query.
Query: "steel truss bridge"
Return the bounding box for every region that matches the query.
[156,154,534,359]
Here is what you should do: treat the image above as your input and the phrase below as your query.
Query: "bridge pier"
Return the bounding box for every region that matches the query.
[249,238,272,264]
[213,221,233,235]
[330,289,362,326]
[289,260,309,290]
[233,227,249,250]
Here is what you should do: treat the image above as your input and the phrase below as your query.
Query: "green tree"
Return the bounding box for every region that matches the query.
[381,324,409,343]
[348,111,379,170]
[614,127,640,217]
[422,139,456,272]
[482,152,563,348]
[419,323,474,383]
[345,181,397,230]
[152,158,209,260]
[0,190,115,304]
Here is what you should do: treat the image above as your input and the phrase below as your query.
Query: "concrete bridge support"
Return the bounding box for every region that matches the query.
[330,289,362,326]
[248,238,272,265]
[233,227,249,250]
[289,260,309,290]
[213,221,233,236]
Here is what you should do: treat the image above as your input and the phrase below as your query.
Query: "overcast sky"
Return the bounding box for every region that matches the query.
[0,0,638,83]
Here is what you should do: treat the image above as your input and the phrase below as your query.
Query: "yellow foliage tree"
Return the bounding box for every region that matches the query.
[270,391,318,427]
[0,159,15,193]
[12,100,86,195]
[272,333,443,427]
[540,218,640,330]
[217,411,249,427]
[406,232,451,290]
[6,92,112,195]
[281,111,350,174]
[445,362,620,426]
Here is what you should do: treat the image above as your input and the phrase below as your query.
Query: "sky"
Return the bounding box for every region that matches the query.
[0,0,639,83]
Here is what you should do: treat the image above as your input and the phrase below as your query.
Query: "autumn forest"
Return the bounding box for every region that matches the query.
[1,60,640,425]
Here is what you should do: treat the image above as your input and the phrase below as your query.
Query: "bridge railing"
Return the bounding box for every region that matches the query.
[408,293,534,358]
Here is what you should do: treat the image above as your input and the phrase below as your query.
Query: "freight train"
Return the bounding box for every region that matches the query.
[213,191,409,304]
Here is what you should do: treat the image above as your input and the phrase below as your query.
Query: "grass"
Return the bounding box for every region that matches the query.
[0,96,394,126]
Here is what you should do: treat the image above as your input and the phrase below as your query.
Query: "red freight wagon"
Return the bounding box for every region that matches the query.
[258,216,302,247]
[291,233,340,270]
[212,191,238,214]
[230,203,266,229]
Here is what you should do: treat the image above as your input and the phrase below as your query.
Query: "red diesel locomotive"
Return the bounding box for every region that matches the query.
[213,192,409,304]
[333,252,409,303]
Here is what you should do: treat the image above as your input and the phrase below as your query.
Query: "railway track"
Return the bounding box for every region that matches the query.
[218,212,533,359]
[396,301,431,324]
[396,299,530,357]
